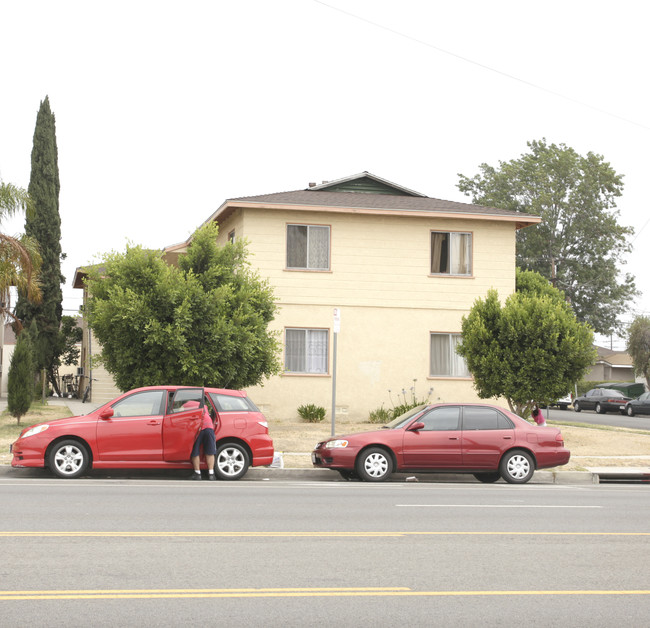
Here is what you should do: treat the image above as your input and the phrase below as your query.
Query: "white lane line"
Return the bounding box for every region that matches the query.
[396,504,602,508]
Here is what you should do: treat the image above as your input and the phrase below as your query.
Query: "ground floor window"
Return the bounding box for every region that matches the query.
[430,333,470,377]
[285,328,329,374]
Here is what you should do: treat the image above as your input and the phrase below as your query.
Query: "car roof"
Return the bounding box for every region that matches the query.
[127,385,247,398]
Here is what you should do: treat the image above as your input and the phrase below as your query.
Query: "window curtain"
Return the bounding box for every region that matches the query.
[451,233,471,275]
[285,329,328,373]
[287,225,308,268]
[308,226,329,270]
[285,329,306,372]
[306,329,328,373]
[430,333,470,377]
[430,232,447,273]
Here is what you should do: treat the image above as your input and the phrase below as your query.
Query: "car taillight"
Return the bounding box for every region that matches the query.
[555,433,564,445]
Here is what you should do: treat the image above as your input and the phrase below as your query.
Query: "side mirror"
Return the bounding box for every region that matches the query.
[99,407,114,420]
[408,422,425,432]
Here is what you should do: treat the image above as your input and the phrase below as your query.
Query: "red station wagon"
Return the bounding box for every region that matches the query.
[312,403,570,484]
[10,386,274,480]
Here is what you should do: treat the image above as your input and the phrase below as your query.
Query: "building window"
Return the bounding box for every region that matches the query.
[430,231,472,275]
[430,333,470,377]
[285,328,329,374]
[228,230,235,244]
[287,224,330,270]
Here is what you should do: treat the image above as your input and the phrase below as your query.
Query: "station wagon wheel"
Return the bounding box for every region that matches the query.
[214,442,250,481]
[626,405,635,417]
[499,450,534,484]
[48,440,90,479]
[473,472,501,483]
[356,447,393,482]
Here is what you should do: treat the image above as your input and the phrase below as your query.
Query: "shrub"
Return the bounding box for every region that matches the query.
[297,404,326,422]
[368,406,392,424]
[8,333,34,423]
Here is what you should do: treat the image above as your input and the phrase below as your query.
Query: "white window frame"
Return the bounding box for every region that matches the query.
[284,328,329,374]
[286,224,330,270]
[430,231,472,276]
[430,333,471,377]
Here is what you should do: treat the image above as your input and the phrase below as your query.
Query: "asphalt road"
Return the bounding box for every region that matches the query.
[1,477,649,627]
[544,406,650,430]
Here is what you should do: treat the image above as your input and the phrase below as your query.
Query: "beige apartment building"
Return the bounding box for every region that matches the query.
[74,172,540,417]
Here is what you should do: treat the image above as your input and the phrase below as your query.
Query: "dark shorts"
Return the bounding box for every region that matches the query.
[191,427,217,457]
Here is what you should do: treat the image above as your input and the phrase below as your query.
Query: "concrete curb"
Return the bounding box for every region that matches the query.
[0,464,609,484]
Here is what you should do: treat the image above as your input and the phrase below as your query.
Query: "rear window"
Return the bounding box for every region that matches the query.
[209,392,259,412]
[462,406,514,430]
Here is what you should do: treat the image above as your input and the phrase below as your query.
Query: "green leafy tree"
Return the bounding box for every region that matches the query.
[457,139,637,335]
[85,223,281,391]
[456,269,596,416]
[14,96,64,393]
[8,330,34,422]
[0,178,42,329]
[627,316,650,387]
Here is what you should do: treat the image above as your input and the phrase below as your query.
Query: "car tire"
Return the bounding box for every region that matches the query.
[355,447,393,482]
[473,472,501,483]
[48,439,90,479]
[337,469,359,481]
[499,450,534,484]
[595,403,604,414]
[214,442,250,481]
[573,402,581,413]
[626,405,635,417]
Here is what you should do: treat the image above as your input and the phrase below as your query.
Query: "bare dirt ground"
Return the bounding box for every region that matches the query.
[2,408,649,471]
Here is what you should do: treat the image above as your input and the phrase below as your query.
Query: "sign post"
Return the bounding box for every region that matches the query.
[331,308,340,437]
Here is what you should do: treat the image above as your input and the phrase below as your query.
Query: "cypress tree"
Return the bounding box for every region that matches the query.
[8,331,34,423]
[15,96,64,394]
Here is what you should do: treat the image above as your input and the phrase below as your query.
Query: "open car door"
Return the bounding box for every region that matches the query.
[162,387,205,462]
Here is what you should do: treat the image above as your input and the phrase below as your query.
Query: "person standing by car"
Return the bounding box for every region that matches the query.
[531,405,546,426]
[190,402,217,480]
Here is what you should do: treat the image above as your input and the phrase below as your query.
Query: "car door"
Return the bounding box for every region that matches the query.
[582,389,598,410]
[460,406,515,469]
[96,389,167,461]
[162,388,206,461]
[401,406,462,468]
[639,392,650,414]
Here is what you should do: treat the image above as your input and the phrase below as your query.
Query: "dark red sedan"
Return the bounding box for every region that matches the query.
[11,386,274,479]
[312,403,570,484]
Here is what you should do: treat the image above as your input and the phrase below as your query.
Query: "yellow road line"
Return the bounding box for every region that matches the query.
[1,588,649,600]
[0,531,648,537]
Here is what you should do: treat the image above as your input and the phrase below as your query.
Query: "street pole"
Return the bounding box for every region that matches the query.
[331,308,340,437]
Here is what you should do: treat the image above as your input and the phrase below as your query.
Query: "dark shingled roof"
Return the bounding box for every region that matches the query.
[227,188,530,219]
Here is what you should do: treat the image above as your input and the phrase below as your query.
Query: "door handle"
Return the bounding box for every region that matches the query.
[148,420,161,426]
[449,437,459,440]
[503,436,512,440]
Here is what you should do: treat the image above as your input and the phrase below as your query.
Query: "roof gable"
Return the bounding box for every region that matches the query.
[307,172,426,197]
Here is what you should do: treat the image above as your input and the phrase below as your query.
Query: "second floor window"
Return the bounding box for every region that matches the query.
[287,224,330,270]
[431,231,472,275]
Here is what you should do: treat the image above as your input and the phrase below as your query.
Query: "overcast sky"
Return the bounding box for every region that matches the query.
[1,0,647,350]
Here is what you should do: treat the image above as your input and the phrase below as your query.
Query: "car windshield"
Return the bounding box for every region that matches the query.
[382,404,428,429]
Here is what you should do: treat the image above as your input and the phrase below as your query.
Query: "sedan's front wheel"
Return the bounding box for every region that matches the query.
[214,442,250,480]
[48,440,90,479]
[627,405,635,417]
[356,447,393,482]
[573,402,581,413]
[499,450,534,484]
